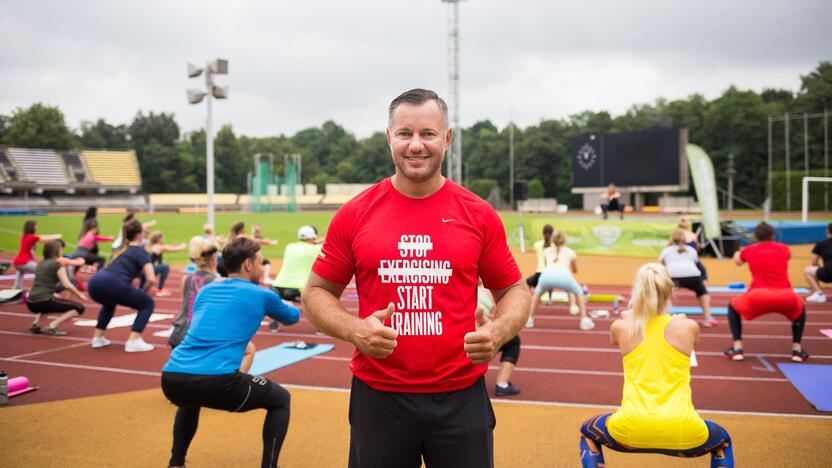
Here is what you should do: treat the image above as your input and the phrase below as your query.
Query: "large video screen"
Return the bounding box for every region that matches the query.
[571,127,687,190]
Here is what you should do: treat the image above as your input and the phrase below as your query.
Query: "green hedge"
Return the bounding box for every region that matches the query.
[770,169,832,211]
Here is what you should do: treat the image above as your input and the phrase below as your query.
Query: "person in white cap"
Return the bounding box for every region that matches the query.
[272,225,324,303]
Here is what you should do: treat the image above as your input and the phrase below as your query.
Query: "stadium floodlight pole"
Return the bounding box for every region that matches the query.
[509,121,515,209]
[442,0,464,183]
[187,59,229,227]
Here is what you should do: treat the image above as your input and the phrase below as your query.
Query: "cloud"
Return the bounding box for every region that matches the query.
[0,0,829,138]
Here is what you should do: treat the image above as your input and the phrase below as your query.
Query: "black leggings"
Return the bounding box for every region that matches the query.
[162,371,291,468]
[727,304,806,343]
[88,271,155,333]
[26,296,86,315]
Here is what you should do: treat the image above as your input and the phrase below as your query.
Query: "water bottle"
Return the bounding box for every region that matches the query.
[0,370,8,405]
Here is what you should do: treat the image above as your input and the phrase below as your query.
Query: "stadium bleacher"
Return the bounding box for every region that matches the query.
[81,150,142,190]
[5,148,71,188]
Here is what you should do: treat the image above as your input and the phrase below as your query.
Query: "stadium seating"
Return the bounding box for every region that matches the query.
[81,150,142,188]
[61,151,90,183]
[5,148,70,187]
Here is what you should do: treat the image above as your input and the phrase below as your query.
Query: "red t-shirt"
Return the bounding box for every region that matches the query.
[739,241,792,290]
[312,178,521,393]
[13,234,40,265]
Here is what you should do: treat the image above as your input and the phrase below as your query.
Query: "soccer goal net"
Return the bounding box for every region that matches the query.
[802,176,832,222]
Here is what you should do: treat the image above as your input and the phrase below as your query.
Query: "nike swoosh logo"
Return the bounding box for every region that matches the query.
[441,218,455,223]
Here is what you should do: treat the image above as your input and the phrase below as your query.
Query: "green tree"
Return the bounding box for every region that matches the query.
[347,131,393,183]
[466,178,498,200]
[214,125,248,193]
[5,103,77,149]
[796,61,832,112]
[128,111,180,193]
[79,118,130,149]
[0,114,9,145]
[527,178,544,198]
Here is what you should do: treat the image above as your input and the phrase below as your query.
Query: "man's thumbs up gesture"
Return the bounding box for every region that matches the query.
[464,307,501,364]
[353,302,399,359]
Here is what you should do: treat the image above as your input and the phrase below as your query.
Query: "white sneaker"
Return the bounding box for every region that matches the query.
[91,336,111,348]
[569,304,580,315]
[806,292,827,303]
[124,337,154,353]
[580,317,596,331]
[525,317,534,328]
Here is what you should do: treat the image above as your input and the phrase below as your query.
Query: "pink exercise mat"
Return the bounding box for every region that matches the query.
[8,376,37,397]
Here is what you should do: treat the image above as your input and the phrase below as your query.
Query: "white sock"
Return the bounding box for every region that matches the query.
[496,382,508,388]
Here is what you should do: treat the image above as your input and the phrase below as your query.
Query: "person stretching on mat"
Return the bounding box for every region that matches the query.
[88,219,157,352]
[161,237,300,468]
[660,229,716,327]
[142,231,186,297]
[805,222,832,303]
[676,216,708,281]
[477,280,522,397]
[600,183,624,220]
[725,221,809,362]
[579,263,733,468]
[72,219,113,271]
[26,240,87,335]
[527,229,595,330]
[12,219,62,289]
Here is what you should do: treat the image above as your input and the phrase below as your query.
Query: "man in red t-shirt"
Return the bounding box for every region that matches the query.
[303,88,530,468]
[725,222,808,362]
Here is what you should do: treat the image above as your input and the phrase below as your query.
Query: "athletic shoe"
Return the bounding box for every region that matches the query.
[495,382,521,397]
[791,349,810,362]
[702,317,718,328]
[125,337,154,353]
[269,320,280,332]
[155,288,172,297]
[525,317,534,328]
[569,303,580,315]
[29,323,42,334]
[723,347,744,361]
[580,436,605,468]
[579,317,596,331]
[44,326,67,336]
[805,292,827,303]
[91,336,111,349]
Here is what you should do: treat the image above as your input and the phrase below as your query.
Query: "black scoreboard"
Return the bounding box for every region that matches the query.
[570,127,688,192]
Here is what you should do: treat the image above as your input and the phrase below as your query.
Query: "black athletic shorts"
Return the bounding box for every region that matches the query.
[817,267,832,283]
[275,287,301,302]
[672,276,708,297]
[499,336,521,364]
[348,376,495,468]
[161,371,290,413]
[26,296,85,315]
[525,272,541,288]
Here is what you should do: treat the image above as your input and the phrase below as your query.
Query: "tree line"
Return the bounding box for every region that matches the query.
[0,61,829,209]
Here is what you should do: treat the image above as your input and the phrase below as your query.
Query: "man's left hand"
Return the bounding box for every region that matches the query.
[464,307,502,364]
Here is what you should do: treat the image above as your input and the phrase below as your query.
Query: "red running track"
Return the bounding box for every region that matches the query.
[1,260,830,416]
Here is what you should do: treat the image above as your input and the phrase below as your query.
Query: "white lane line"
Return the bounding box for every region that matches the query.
[519,344,832,360]
[8,341,90,359]
[752,355,776,373]
[0,357,161,377]
[535,315,832,326]
[521,327,830,341]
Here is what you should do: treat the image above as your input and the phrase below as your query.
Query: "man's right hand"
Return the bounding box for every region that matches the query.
[352,302,398,359]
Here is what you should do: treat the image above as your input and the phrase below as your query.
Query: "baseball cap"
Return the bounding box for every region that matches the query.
[298,225,317,240]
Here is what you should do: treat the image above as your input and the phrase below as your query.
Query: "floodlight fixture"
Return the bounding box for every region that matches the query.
[211,85,228,99]
[187,62,204,78]
[187,58,229,227]
[188,89,207,104]
[210,59,228,74]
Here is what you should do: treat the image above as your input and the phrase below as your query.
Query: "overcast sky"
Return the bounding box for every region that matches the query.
[1,0,829,139]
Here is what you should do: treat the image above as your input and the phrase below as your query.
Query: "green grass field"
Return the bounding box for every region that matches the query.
[0,211,557,266]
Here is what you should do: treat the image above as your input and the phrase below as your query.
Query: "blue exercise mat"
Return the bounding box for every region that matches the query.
[670,306,728,316]
[249,342,335,376]
[707,286,810,294]
[777,363,832,412]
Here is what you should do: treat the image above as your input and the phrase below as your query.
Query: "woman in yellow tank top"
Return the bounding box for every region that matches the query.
[579,263,734,467]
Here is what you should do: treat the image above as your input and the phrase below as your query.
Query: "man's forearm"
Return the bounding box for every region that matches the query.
[491,282,531,346]
[303,286,361,344]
